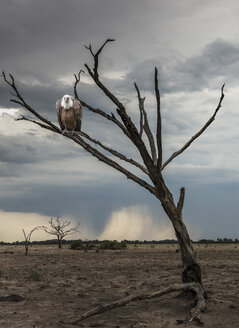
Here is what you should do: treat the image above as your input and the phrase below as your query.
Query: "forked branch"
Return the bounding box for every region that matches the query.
[2,71,60,133]
[75,98,130,138]
[84,38,115,79]
[161,84,225,171]
[22,226,41,256]
[83,40,158,174]
[134,82,157,164]
[73,70,85,99]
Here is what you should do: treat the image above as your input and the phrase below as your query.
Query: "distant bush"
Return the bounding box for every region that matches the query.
[70,240,95,250]
[70,240,127,251]
[29,268,41,281]
[99,240,127,250]
[70,240,83,250]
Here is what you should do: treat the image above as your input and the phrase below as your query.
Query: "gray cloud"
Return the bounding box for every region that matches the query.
[121,39,239,95]
[0,132,80,166]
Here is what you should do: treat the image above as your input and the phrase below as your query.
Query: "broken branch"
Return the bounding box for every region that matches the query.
[134,82,157,164]
[155,67,162,168]
[71,282,205,325]
[177,187,185,218]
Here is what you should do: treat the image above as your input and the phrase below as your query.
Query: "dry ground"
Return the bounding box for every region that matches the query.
[0,243,238,327]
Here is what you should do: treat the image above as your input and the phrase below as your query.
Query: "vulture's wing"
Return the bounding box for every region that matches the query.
[56,99,65,130]
[72,97,82,131]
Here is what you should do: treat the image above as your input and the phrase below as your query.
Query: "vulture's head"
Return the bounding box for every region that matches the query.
[61,94,73,110]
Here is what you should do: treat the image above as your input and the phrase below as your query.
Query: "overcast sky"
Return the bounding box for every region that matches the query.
[0,0,239,242]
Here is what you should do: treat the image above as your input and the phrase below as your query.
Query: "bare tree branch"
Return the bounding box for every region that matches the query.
[134,82,157,164]
[85,62,128,116]
[85,38,115,79]
[177,187,185,218]
[18,116,148,174]
[70,133,156,195]
[79,100,130,138]
[154,67,162,168]
[84,41,158,178]
[15,114,156,195]
[83,39,132,117]
[16,116,59,133]
[2,71,60,133]
[73,70,85,99]
[84,43,94,57]
[71,282,205,325]
[79,131,149,174]
[83,41,162,183]
[161,84,225,171]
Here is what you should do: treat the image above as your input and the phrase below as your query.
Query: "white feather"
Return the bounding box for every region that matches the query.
[61,94,73,110]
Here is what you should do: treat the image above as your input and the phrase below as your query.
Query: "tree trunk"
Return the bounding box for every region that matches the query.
[58,237,62,249]
[161,197,202,285]
[25,245,28,256]
[172,218,202,284]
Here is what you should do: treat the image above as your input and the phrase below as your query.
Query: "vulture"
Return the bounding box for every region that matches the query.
[56,95,82,134]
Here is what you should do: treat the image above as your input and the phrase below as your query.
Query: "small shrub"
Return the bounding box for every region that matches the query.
[70,240,84,250]
[99,240,127,250]
[70,240,96,250]
[29,268,41,281]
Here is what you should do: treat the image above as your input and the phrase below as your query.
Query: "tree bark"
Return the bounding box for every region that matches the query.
[172,217,202,284]
[160,194,202,285]
[25,246,29,256]
[153,175,202,285]
[58,237,62,249]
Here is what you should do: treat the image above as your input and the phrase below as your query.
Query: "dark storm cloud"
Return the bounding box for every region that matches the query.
[0,132,80,169]
[0,177,162,235]
[0,0,151,80]
[0,165,238,240]
[3,38,237,119]
[121,39,239,94]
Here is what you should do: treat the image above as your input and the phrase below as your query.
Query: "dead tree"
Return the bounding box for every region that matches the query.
[2,39,224,322]
[22,227,40,256]
[42,217,80,249]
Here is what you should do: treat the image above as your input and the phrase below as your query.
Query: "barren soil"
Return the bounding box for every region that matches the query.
[0,244,238,327]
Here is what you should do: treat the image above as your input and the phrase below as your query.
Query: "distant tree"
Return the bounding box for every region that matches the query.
[2,39,225,323]
[22,227,40,256]
[42,217,80,249]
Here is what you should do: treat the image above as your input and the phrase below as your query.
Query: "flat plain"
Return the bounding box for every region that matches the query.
[0,244,238,327]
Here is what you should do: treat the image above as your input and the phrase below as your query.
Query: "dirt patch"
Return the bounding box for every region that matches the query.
[0,244,238,327]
